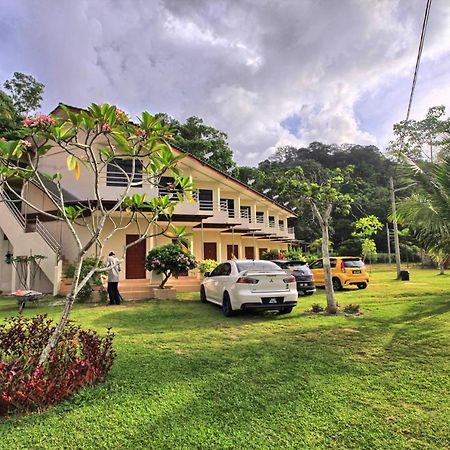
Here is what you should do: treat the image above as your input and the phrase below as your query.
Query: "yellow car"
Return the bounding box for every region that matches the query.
[309,257,369,291]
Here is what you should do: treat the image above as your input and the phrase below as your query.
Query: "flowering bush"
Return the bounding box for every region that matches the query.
[145,243,197,289]
[0,315,116,415]
[198,259,219,275]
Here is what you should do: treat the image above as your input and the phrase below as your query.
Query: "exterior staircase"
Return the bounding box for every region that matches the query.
[0,192,62,294]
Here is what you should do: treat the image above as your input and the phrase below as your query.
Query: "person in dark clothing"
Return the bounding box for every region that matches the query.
[106,251,122,305]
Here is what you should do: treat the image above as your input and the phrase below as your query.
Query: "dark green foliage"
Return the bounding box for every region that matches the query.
[63,257,105,302]
[237,142,394,251]
[260,249,280,260]
[155,113,236,173]
[343,303,361,314]
[63,257,105,287]
[310,303,324,313]
[0,90,23,140]
[3,72,44,116]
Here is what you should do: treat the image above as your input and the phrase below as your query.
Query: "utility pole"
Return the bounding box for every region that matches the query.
[389,177,402,279]
[386,222,391,264]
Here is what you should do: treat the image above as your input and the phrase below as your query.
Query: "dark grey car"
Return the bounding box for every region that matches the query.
[271,260,316,296]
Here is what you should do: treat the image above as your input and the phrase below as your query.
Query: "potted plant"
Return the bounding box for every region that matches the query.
[145,243,197,299]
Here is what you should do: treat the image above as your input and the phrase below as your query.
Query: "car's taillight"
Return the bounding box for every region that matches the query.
[237,277,259,284]
[283,275,296,283]
[340,261,346,273]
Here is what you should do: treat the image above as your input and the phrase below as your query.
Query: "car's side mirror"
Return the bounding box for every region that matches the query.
[204,272,211,277]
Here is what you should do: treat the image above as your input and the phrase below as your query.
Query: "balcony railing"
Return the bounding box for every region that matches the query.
[256,216,265,224]
[239,209,252,222]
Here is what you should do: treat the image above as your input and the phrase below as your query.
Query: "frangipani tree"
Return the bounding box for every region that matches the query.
[0,103,193,363]
[283,167,353,314]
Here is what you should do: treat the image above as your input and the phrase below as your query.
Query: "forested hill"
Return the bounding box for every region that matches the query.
[236,142,394,253]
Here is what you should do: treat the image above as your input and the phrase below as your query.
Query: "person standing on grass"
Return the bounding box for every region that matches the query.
[106,251,122,305]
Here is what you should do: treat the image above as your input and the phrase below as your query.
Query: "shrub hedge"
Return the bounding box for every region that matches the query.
[0,315,115,415]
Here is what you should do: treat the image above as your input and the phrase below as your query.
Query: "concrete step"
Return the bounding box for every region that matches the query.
[58,277,201,297]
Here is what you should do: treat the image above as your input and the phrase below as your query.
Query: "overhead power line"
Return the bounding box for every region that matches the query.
[405,0,433,122]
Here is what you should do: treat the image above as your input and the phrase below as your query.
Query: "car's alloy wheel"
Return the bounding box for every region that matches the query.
[200,286,207,303]
[222,293,235,317]
[332,277,343,291]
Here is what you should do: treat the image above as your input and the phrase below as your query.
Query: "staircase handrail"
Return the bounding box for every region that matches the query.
[1,191,26,229]
[35,217,61,255]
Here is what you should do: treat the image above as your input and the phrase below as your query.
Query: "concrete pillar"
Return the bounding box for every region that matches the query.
[217,234,222,262]
[214,185,221,211]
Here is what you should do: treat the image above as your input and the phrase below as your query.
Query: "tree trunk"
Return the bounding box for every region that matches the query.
[321,223,337,314]
[438,262,445,275]
[39,256,84,365]
[38,294,76,364]
[159,271,171,289]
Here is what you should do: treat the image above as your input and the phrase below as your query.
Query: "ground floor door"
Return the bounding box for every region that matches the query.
[227,244,239,260]
[204,242,218,260]
[245,246,255,260]
[125,235,147,279]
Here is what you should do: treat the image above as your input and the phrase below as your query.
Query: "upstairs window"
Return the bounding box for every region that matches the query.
[159,176,180,200]
[221,198,235,218]
[240,206,251,221]
[256,211,264,224]
[198,189,213,210]
[107,158,143,187]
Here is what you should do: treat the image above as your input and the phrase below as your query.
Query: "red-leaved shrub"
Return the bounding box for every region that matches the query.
[0,315,116,415]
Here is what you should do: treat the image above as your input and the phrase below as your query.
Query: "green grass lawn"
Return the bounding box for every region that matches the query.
[0,265,449,449]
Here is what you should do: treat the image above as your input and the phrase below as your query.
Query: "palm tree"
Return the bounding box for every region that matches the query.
[395,155,450,274]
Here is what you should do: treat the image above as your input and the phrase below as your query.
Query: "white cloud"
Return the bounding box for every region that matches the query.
[1,0,450,165]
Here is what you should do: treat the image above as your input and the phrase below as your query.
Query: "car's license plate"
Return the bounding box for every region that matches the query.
[299,283,307,287]
[353,270,361,274]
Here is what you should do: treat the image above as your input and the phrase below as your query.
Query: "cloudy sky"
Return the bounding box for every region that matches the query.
[1,0,450,165]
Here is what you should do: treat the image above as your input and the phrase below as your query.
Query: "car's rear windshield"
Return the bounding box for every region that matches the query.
[236,261,283,272]
[288,260,307,266]
[343,259,365,268]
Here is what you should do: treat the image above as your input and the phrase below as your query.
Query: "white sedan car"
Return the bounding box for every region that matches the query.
[200,260,299,316]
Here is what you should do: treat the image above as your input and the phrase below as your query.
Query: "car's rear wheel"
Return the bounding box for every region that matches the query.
[222,292,235,317]
[357,282,367,290]
[200,286,207,303]
[278,306,293,314]
[332,277,343,291]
